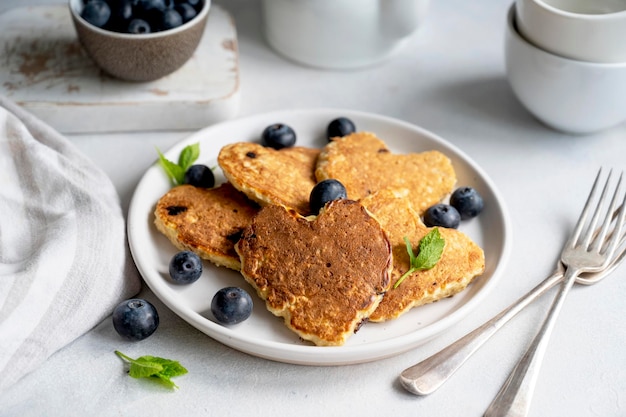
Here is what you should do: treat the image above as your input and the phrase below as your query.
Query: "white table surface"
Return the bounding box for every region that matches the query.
[1,1,625,416]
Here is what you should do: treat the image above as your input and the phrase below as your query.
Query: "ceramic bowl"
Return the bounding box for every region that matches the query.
[69,0,210,82]
[261,0,430,69]
[515,0,626,63]
[505,4,626,134]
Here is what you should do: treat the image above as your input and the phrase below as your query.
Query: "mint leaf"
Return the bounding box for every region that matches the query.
[178,143,200,171]
[156,143,200,186]
[413,228,445,270]
[393,228,445,289]
[115,350,187,389]
[157,149,185,185]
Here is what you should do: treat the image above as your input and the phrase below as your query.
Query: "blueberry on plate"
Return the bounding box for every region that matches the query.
[211,287,253,325]
[423,203,461,229]
[169,251,203,284]
[326,117,356,141]
[309,179,347,215]
[450,186,484,220]
[184,164,215,188]
[261,123,297,149]
[81,0,112,28]
[112,298,159,341]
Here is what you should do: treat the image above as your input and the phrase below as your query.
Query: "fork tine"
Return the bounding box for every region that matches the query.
[570,169,605,248]
[602,173,626,261]
[589,169,622,253]
[591,172,624,252]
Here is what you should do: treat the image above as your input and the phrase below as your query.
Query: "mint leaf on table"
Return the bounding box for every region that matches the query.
[157,143,200,186]
[115,350,188,389]
[393,228,445,289]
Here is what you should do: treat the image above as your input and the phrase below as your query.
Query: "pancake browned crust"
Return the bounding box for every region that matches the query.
[218,142,320,215]
[359,189,485,322]
[315,132,456,215]
[154,183,260,270]
[235,199,393,346]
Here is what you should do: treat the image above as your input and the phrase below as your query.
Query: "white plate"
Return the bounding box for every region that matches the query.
[127,108,511,365]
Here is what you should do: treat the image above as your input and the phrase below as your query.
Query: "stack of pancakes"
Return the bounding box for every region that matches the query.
[154,132,485,346]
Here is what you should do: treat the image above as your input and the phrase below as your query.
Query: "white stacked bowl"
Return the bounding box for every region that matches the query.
[504,0,626,134]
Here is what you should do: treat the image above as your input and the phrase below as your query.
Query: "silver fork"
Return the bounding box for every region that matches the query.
[484,169,626,417]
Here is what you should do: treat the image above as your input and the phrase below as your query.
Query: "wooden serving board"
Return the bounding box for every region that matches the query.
[0,4,240,133]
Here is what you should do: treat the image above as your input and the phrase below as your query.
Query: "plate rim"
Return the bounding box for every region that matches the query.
[127,107,512,365]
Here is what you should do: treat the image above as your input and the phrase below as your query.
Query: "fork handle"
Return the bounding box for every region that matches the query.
[483,268,580,417]
[399,269,564,396]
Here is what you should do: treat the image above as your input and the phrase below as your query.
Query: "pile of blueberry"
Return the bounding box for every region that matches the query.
[80,0,204,34]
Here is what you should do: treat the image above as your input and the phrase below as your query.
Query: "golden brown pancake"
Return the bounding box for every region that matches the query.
[154,183,260,270]
[218,142,320,215]
[235,199,393,346]
[315,132,456,215]
[359,189,485,322]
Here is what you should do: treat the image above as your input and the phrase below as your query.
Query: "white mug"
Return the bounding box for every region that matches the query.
[261,0,430,69]
[515,0,626,63]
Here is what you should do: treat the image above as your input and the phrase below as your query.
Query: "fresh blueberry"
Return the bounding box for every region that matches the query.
[211,287,253,325]
[326,117,356,141]
[160,8,184,30]
[112,298,159,341]
[450,187,484,220]
[176,0,202,11]
[104,0,133,31]
[169,251,202,284]
[175,3,197,22]
[184,165,215,188]
[261,123,297,149]
[423,204,461,229]
[134,0,168,12]
[81,0,112,28]
[127,18,151,33]
[309,179,347,215]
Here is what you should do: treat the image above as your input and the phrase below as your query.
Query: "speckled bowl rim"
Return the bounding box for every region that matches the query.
[68,0,211,39]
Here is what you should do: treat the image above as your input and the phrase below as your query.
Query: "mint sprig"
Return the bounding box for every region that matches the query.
[115,350,188,389]
[393,228,445,289]
[157,143,200,186]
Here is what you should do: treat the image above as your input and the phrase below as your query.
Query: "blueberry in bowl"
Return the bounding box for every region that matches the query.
[69,0,210,81]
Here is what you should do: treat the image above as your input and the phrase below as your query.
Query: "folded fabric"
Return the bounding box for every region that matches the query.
[0,95,141,391]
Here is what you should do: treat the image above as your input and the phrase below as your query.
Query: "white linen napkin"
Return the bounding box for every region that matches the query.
[0,96,141,391]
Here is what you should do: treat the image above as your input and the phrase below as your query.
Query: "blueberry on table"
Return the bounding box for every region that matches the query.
[326,117,356,141]
[112,299,159,341]
[81,0,112,28]
[309,179,347,215]
[261,123,297,149]
[450,187,484,220]
[169,251,203,284]
[211,287,253,325]
[184,164,215,188]
[423,204,461,229]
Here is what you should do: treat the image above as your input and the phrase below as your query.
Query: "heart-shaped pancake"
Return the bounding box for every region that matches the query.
[315,132,456,215]
[235,199,393,346]
[359,189,485,322]
[154,183,260,270]
[218,143,319,215]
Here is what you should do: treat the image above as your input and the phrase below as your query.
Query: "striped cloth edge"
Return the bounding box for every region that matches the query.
[0,95,141,391]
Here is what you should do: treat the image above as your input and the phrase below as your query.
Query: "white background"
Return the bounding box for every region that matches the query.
[1,1,625,416]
